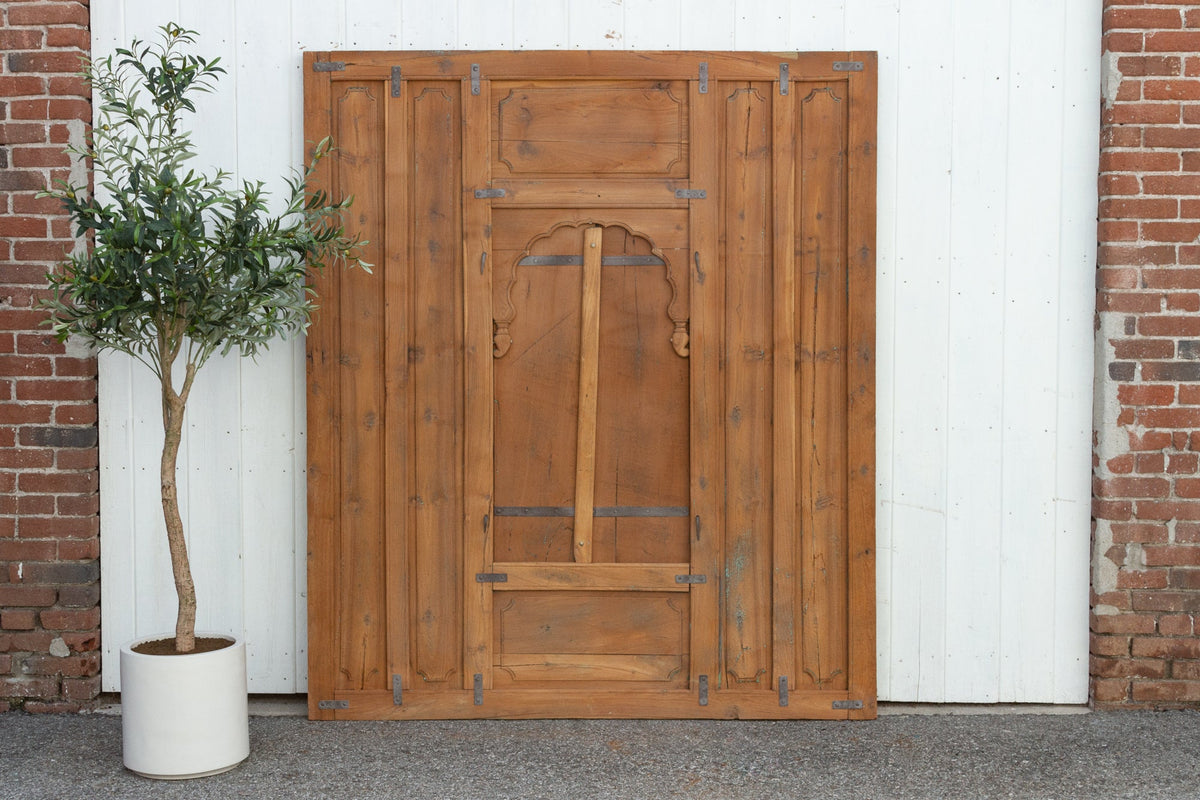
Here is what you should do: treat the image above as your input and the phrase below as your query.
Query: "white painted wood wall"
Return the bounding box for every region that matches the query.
[95,0,1101,702]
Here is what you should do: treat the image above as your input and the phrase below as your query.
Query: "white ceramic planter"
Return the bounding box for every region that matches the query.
[120,634,250,780]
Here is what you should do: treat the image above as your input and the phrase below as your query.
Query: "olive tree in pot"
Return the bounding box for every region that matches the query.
[43,25,366,779]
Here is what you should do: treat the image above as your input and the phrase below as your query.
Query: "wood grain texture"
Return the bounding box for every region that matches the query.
[303,53,338,718]
[795,80,849,693]
[99,5,1096,708]
[722,82,774,690]
[845,53,879,717]
[410,81,464,687]
[462,70,496,690]
[333,80,388,693]
[572,227,603,563]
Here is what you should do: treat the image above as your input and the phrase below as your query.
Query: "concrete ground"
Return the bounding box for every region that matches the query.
[2,702,1198,799]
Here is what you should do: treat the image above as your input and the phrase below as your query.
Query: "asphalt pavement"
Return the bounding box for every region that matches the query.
[2,702,1198,799]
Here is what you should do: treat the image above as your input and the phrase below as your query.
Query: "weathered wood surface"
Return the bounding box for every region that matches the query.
[305,50,876,719]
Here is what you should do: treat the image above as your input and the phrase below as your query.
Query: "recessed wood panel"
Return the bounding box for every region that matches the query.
[494,82,688,177]
[332,83,387,692]
[496,591,688,655]
[795,82,850,691]
[409,81,465,687]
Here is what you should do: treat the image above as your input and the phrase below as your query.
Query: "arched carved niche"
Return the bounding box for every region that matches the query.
[493,221,689,359]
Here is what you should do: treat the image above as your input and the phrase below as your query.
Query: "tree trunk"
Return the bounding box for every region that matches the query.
[160,340,198,653]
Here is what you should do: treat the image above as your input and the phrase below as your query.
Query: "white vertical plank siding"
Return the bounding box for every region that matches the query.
[1054,0,1103,704]
[843,0,900,700]
[999,0,1069,702]
[96,0,1098,702]
[942,0,1011,703]
[888,0,956,702]
[624,0,683,50]
[234,0,308,691]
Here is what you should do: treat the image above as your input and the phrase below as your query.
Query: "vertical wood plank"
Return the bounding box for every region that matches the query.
[97,351,136,691]
[680,0,735,49]
[462,72,495,688]
[235,0,304,693]
[1054,0,1102,705]
[795,79,849,693]
[303,52,339,717]
[1000,0,1066,703]
[722,82,774,689]
[624,0,683,48]
[845,53,878,717]
[771,77,798,693]
[843,0,901,702]
[401,0,455,48]
[888,0,954,701]
[732,0,789,50]
[688,69,723,689]
[410,81,464,688]
[384,70,412,691]
[572,227,603,564]
[334,79,388,693]
[566,0,626,49]
[513,0,568,48]
[458,0,514,48]
[943,2,1009,703]
[786,0,847,51]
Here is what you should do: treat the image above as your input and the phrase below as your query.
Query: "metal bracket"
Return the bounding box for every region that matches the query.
[675,574,707,584]
[473,673,484,705]
[833,699,865,710]
[675,189,707,200]
[470,63,481,95]
[833,61,865,72]
[392,674,403,705]
[476,573,508,583]
[474,188,506,199]
[312,61,345,72]
[391,66,402,97]
[698,62,708,94]
[317,699,348,710]
[778,676,789,707]
[779,63,789,95]
[698,674,709,706]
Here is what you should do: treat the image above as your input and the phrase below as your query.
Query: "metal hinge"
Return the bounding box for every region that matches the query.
[698,674,709,706]
[474,673,484,705]
[779,63,789,95]
[318,699,348,710]
[476,572,508,583]
[833,61,864,72]
[470,63,481,95]
[675,189,707,200]
[474,188,506,199]
[312,61,345,72]
[391,66,402,97]
[675,574,706,584]
[392,674,403,706]
[778,676,789,707]
[833,699,864,710]
[698,62,708,94]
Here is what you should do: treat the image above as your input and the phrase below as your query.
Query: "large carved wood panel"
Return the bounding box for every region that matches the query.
[305,51,876,720]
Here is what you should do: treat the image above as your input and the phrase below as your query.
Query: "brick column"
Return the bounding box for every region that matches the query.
[0,1,100,712]
[1094,1,1200,707]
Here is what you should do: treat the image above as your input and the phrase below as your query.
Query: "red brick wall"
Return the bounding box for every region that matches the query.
[0,1,100,711]
[1094,0,1200,707]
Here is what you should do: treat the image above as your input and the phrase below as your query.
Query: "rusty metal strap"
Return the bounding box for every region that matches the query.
[518,255,665,267]
[494,506,688,518]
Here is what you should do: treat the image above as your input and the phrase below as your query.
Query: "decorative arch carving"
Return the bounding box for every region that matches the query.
[492,220,689,358]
